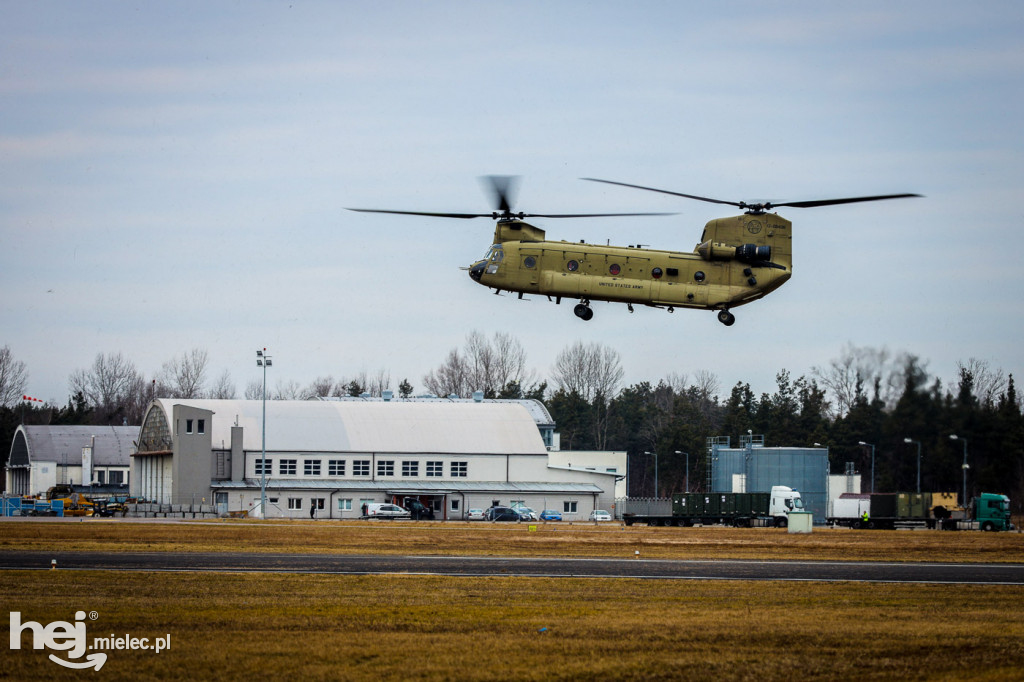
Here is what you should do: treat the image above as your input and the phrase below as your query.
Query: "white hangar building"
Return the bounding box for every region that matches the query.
[6,425,135,496]
[132,397,619,519]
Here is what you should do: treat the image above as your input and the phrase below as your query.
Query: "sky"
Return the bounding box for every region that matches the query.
[3,1,1023,407]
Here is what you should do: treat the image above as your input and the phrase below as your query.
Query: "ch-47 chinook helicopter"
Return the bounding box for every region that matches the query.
[349,176,919,325]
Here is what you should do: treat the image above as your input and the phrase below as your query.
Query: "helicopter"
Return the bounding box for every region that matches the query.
[349,176,920,325]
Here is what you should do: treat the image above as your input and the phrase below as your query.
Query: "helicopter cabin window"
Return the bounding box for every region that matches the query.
[694,271,706,282]
[651,267,663,279]
[567,260,579,272]
[609,264,621,276]
[523,256,536,268]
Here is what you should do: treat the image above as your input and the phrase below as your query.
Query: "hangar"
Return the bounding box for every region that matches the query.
[132,396,618,519]
[5,424,135,496]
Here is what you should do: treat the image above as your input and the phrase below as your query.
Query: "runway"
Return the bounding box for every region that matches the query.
[3,551,1023,584]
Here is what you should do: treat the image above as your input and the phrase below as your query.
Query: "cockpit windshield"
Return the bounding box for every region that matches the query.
[485,245,504,262]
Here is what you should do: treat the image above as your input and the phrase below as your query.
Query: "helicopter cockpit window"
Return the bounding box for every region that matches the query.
[489,246,504,263]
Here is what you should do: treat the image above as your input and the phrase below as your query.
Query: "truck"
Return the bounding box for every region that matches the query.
[622,486,804,527]
[828,491,1013,531]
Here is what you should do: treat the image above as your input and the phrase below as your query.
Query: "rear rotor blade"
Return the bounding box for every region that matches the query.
[772,194,923,209]
[582,178,742,208]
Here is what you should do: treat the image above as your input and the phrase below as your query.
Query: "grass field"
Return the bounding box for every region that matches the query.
[4,520,1024,680]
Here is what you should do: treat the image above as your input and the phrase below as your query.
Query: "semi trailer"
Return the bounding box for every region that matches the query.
[828,491,1012,531]
[622,485,804,527]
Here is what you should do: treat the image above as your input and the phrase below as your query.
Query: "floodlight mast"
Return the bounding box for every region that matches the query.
[257,349,272,517]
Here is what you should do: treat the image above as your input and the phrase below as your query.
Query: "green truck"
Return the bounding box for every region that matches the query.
[828,491,1013,531]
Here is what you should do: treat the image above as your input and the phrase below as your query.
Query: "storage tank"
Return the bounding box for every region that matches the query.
[708,438,828,522]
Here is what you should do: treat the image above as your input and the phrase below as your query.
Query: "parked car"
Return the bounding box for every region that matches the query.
[589,509,612,522]
[402,498,435,520]
[467,508,486,521]
[515,506,540,520]
[364,503,410,519]
[539,509,562,521]
[486,506,522,522]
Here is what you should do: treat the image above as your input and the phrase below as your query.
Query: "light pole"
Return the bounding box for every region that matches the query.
[950,435,969,505]
[257,348,272,518]
[903,438,921,493]
[644,451,658,498]
[676,451,689,493]
[858,441,876,493]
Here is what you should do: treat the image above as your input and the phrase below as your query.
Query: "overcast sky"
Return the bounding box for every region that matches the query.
[3,1,1022,406]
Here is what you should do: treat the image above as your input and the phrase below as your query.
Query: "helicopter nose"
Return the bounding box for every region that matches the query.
[469,261,485,282]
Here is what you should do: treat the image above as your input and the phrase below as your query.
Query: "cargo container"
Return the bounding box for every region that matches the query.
[622,486,803,527]
[828,492,1012,531]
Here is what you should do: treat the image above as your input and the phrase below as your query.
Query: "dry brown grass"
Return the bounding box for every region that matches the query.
[2,518,1023,563]
[4,570,1024,681]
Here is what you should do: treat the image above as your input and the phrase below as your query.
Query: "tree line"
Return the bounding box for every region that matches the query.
[1,339,1021,506]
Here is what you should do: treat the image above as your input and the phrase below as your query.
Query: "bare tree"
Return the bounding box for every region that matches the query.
[0,345,29,407]
[274,379,303,400]
[954,358,1007,407]
[551,341,623,402]
[68,352,147,423]
[208,369,236,399]
[423,331,533,398]
[156,348,210,398]
[244,378,264,400]
[305,376,336,399]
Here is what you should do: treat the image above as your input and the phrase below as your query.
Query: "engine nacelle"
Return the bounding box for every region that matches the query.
[696,241,771,264]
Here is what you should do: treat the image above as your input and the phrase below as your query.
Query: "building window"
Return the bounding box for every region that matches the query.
[338,498,352,511]
[279,459,297,476]
[255,458,272,475]
[606,467,617,473]
[563,501,578,514]
[426,461,443,477]
[451,499,460,512]
[312,498,325,510]
[185,419,193,434]
[450,461,467,478]
[377,460,395,477]
[288,498,302,510]
[329,460,346,476]
[353,460,370,476]
[304,459,321,476]
[359,498,374,515]
[197,419,205,434]
[402,461,419,477]
[109,471,124,485]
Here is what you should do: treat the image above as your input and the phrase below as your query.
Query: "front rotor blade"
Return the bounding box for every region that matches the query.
[525,212,677,218]
[481,175,520,213]
[582,178,742,208]
[772,194,923,209]
[347,208,490,219]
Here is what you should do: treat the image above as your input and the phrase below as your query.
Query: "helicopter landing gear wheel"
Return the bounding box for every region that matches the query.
[574,303,594,321]
[717,310,735,326]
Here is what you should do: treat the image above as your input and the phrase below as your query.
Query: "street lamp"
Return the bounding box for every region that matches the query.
[949,435,969,505]
[858,441,876,493]
[676,451,689,493]
[257,349,273,518]
[644,451,658,498]
[903,438,922,493]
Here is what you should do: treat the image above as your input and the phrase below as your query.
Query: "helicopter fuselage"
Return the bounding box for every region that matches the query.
[468,214,792,324]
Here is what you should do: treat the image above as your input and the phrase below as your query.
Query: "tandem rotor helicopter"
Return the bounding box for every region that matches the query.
[349,176,919,326]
